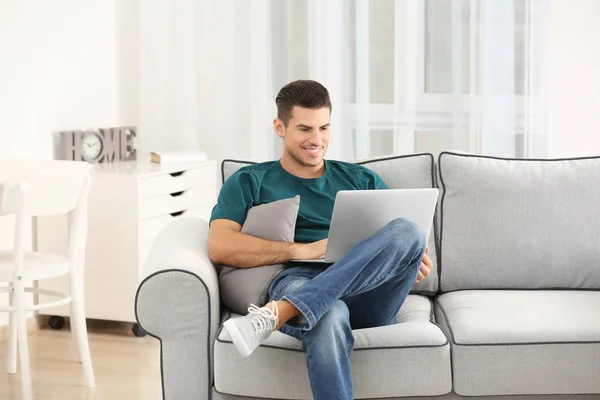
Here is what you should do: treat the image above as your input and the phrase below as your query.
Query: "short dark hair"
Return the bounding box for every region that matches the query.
[275,80,332,126]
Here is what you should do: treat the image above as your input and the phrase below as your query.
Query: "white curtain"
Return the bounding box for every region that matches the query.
[136,0,550,164]
[420,0,550,158]
[138,0,275,164]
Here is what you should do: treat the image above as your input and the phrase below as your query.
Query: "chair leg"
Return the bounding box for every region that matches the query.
[15,281,32,400]
[69,312,82,363]
[6,283,17,374]
[69,275,81,363]
[69,272,95,387]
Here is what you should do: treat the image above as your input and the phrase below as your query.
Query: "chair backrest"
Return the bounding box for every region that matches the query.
[1,170,90,217]
[1,166,93,278]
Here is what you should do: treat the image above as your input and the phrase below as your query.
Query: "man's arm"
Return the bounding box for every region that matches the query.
[208,219,327,268]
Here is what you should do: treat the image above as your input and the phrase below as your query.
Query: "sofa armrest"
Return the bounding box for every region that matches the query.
[135,217,220,400]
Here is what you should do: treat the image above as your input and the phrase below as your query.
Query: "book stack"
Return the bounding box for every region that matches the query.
[150,150,207,164]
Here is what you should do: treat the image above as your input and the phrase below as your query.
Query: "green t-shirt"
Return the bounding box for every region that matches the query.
[210,159,389,243]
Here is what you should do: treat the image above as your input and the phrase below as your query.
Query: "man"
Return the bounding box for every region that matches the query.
[208,79,433,400]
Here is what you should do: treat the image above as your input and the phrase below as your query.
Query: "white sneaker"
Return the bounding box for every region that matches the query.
[223,302,279,357]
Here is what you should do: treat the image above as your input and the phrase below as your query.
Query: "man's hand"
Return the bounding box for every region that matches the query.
[291,239,328,260]
[414,246,433,286]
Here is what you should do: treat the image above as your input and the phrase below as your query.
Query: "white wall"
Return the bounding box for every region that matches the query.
[548,0,600,158]
[0,1,120,326]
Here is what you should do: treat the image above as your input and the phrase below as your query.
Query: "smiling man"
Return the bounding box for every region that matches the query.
[208,80,432,400]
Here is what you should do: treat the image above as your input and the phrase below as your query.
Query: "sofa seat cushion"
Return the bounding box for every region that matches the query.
[214,295,451,399]
[435,290,600,397]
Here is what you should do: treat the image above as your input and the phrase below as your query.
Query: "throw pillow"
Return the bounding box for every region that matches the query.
[217,195,300,315]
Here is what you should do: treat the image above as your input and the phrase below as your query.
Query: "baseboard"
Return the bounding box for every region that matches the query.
[0,317,41,342]
[1,315,139,340]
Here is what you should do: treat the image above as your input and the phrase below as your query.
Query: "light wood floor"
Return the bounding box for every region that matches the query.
[0,319,162,400]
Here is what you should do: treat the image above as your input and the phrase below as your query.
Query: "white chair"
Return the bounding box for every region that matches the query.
[0,168,95,399]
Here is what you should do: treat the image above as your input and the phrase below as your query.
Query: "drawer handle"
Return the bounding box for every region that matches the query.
[170,171,185,177]
[170,211,185,217]
[169,191,185,197]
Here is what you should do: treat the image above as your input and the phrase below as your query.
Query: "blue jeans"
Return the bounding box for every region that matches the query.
[267,217,427,400]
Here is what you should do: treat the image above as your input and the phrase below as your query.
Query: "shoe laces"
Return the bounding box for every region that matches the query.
[248,302,279,334]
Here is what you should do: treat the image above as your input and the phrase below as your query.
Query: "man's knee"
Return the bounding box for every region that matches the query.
[384,217,427,254]
[315,301,350,332]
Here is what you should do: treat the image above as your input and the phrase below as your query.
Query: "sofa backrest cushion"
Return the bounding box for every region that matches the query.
[221,154,440,295]
[438,152,600,292]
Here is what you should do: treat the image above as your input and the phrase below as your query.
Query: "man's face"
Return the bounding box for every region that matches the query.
[275,106,330,168]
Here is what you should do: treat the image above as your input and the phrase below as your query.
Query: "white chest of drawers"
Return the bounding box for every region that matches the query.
[36,159,218,326]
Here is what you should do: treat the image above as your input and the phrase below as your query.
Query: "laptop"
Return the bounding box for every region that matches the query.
[291,188,439,263]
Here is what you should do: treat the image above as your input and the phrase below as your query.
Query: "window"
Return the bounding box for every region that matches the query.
[269,0,540,159]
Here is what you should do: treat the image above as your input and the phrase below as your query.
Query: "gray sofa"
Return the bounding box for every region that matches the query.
[134,151,600,400]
